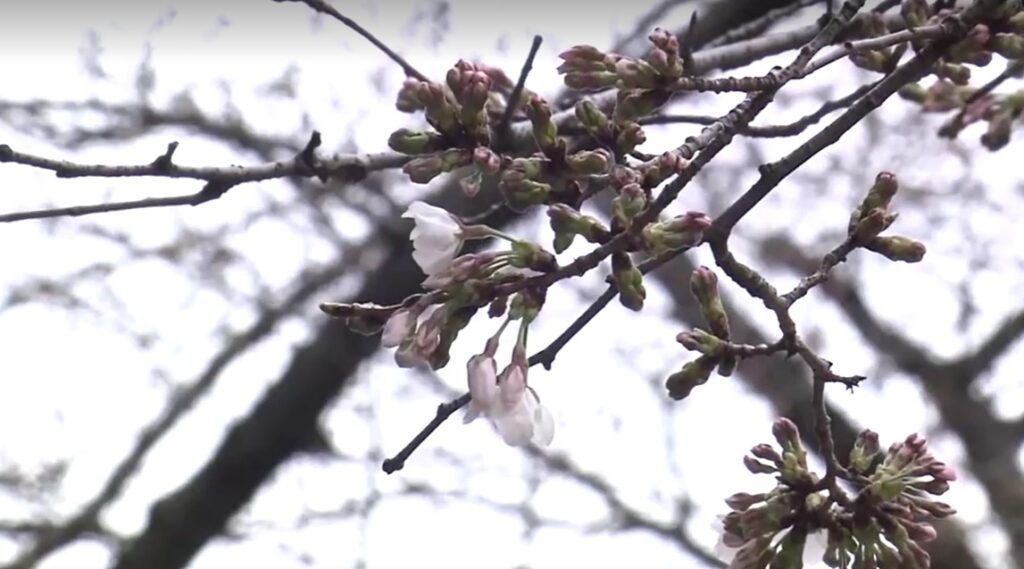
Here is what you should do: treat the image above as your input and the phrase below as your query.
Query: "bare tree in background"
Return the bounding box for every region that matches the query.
[1,0,1024,568]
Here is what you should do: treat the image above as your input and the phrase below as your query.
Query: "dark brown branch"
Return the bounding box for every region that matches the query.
[708,38,949,237]
[3,260,347,569]
[272,0,429,82]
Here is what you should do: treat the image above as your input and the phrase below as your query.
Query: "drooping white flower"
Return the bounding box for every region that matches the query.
[488,356,554,447]
[464,353,498,423]
[403,201,464,276]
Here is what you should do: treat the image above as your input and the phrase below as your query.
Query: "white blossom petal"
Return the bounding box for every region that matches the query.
[403,201,464,276]
[465,354,498,423]
[493,401,534,446]
[381,309,414,348]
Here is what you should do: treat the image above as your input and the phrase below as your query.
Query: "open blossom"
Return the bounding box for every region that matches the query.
[465,345,554,447]
[403,201,465,276]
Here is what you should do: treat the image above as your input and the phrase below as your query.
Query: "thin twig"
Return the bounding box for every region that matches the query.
[639,80,875,138]
[0,143,408,223]
[497,35,543,145]
[1,259,347,568]
[275,0,429,81]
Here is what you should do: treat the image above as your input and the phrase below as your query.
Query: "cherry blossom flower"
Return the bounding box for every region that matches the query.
[464,339,554,447]
[402,201,465,276]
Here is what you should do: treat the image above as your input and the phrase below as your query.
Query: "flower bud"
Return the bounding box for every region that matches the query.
[564,71,619,91]
[510,240,558,273]
[525,95,559,153]
[850,429,881,474]
[981,109,1014,150]
[640,151,688,187]
[472,146,501,175]
[574,99,613,140]
[547,203,610,253]
[665,354,717,400]
[853,207,898,242]
[991,33,1024,59]
[866,236,926,263]
[615,58,660,89]
[416,82,460,136]
[901,0,931,28]
[615,121,647,155]
[898,83,928,104]
[676,328,724,356]
[936,62,971,86]
[726,492,766,512]
[500,158,551,210]
[396,78,426,112]
[772,417,802,452]
[402,149,471,184]
[388,128,445,155]
[612,252,645,311]
[557,45,608,72]
[614,89,670,122]
[642,212,712,255]
[611,183,647,229]
[646,28,683,79]
[566,149,612,175]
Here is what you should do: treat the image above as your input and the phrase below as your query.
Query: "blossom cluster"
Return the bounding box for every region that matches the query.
[715,419,956,569]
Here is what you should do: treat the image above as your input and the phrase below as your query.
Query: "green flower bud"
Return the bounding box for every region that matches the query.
[402,149,471,184]
[611,183,647,229]
[395,78,426,112]
[981,109,1014,150]
[853,208,898,242]
[676,328,724,356]
[387,128,445,155]
[642,212,712,255]
[510,240,558,273]
[612,252,645,311]
[898,83,928,104]
[866,236,926,262]
[564,71,619,91]
[566,149,612,176]
[990,33,1024,60]
[614,89,670,123]
[901,0,931,28]
[574,99,613,140]
[614,58,660,89]
[525,95,560,153]
[850,429,881,474]
[664,354,717,400]
[615,121,647,155]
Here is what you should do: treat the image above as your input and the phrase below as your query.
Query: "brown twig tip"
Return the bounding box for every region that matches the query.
[151,141,179,171]
[299,130,327,182]
[498,35,544,141]
[382,393,471,474]
[0,144,12,161]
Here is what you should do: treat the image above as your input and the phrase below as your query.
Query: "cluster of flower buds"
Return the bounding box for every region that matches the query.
[572,98,648,155]
[558,29,683,124]
[848,13,907,73]
[826,432,957,568]
[715,420,956,569]
[848,172,926,263]
[893,1,1024,148]
[666,266,735,399]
